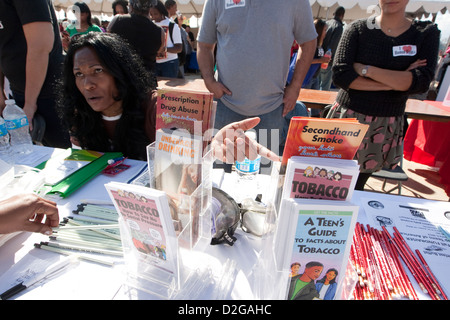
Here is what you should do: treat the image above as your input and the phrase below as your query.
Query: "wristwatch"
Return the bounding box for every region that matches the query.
[361,65,369,77]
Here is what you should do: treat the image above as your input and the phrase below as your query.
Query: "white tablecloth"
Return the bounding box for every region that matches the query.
[1,146,450,300]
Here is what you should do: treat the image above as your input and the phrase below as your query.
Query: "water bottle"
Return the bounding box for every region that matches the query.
[235,131,261,180]
[321,49,332,69]
[0,116,12,162]
[2,99,33,155]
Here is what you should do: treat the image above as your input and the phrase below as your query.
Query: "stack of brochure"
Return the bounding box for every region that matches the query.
[281,116,368,168]
[273,198,359,300]
[281,156,360,202]
[270,116,367,300]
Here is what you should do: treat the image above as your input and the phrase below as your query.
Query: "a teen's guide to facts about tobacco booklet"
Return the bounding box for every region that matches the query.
[275,199,358,300]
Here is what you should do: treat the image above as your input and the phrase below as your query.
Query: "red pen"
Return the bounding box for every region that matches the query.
[382,226,418,300]
[370,228,397,296]
[392,228,441,300]
[393,235,441,300]
[415,249,448,300]
[366,230,391,298]
[377,229,408,298]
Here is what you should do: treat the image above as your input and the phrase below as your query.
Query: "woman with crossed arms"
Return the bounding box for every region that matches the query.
[329,0,440,190]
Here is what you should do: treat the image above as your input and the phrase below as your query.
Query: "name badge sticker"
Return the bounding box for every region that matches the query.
[392,45,417,57]
[225,0,245,9]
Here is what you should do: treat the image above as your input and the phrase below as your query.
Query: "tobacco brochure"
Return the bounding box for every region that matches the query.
[281,117,368,167]
[282,156,360,201]
[105,181,178,275]
[155,87,214,137]
[274,198,359,300]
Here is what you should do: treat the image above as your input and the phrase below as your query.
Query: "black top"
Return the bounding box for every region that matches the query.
[332,19,440,117]
[109,13,162,72]
[0,0,64,98]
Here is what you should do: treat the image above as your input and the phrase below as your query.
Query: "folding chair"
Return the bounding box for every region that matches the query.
[371,161,408,195]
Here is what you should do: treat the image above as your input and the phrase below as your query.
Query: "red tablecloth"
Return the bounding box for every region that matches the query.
[403,119,450,197]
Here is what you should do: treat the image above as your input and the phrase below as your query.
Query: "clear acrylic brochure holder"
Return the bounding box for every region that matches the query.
[252,162,358,300]
[119,141,213,299]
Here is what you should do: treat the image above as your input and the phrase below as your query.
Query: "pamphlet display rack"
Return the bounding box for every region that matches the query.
[118,142,214,299]
[253,162,358,300]
[148,142,214,249]
[251,162,285,299]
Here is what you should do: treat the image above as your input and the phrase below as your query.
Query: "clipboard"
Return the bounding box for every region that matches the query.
[36,149,123,198]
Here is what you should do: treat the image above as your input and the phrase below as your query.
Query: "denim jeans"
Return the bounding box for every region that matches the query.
[155,59,179,78]
[303,76,321,117]
[318,64,333,91]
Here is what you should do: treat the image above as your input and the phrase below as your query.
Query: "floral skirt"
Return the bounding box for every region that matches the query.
[326,102,404,173]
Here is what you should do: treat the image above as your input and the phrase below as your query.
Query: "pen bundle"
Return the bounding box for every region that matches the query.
[350,223,416,300]
[34,203,123,266]
[383,225,448,300]
[71,203,119,229]
[350,223,447,300]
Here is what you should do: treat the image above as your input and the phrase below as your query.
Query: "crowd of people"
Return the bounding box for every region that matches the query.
[0,0,442,234]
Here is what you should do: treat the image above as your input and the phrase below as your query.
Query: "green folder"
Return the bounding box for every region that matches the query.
[36,149,123,198]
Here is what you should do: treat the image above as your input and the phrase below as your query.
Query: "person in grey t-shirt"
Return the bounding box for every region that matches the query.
[197,0,317,157]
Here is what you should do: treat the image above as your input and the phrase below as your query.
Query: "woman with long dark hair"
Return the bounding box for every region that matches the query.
[58,32,156,160]
[112,0,129,15]
[315,268,338,300]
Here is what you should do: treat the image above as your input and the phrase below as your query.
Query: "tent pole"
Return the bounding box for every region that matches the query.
[189,0,200,17]
[432,13,437,22]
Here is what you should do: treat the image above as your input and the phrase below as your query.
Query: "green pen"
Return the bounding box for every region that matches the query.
[42,241,123,257]
[438,226,450,241]
[34,243,116,266]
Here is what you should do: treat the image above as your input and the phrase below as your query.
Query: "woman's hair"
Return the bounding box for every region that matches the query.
[112,0,129,15]
[58,32,154,160]
[313,19,326,41]
[74,2,93,26]
[317,268,338,284]
[164,0,177,10]
[129,0,157,13]
[152,0,169,18]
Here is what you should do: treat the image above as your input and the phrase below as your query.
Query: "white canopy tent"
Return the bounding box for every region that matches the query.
[52,0,206,22]
[310,0,449,23]
[52,0,449,23]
